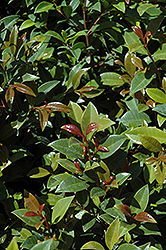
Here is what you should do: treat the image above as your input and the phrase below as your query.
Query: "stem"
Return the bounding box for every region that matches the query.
[82,4,91,60]
[52,1,81,31]
[87,0,116,35]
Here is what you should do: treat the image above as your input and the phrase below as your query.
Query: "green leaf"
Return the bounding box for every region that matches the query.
[38,80,59,94]
[130,72,154,95]
[45,30,64,42]
[72,68,90,90]
[34,1,54,13]
[126,126,166,144]
[0,15,19,31]
[31,239,59,250]
[98,135,126,159]
[124,52,136,77]
[90,187,106,199]
[119,222,136,238]
[81,241,105,250]
[116,173,131,186]
[97,160,110,182]
[98,115,115,131]
[81,102,99,136]
[146,88,166,103]
[0,181,8,200]
[154,163,166,186]
[28,167,50,178]
[22,73,40,82]
[58,158,77,173]
[138,135,162,152]
[19,19,35,30]
[52,196,74,223]
[137,3,158,16]
[12,209,41,227]
[68,101,83,124]
[130,184,149,214]
[9,25,18,56]
[105,207,127,222]
[49,139,83,160]
[101,72,124,87]
[7,238,19,250]
[105,218,120,250]
[153,43,166,61]
[124,31,147,54]
[56,175,89,193]
[119,110,151,127]
[117,243,140,250]
[153,103,166,116]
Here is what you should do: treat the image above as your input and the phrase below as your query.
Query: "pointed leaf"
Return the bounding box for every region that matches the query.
[7,238,19,250]
[67,101,83,124]
[130,72,154,95]
[81,241,105,250]
[30,239,59,250]
[45,30,64,42]
[131,184,149,214]
[101,72,124,87]
[12,209,41,227]
[154,163,166,186]
[29,167,50,178]
[86,122,100,135]
[124,52,136,77]
[146,88,166,104]
[5,86,15,104]
[118,243,140,250]
[58,158,78,173]
[115,204,132,217]
[134,212,157,223]
[61,124,84,138]
[34,1,54,13]
[144,31,151,39]
[38,109,49,132]
[72,68,90,89]
[38,80,59,94]
[132,26,144,39]
[139,135,162,152]
[9,25,18,56]
[131,54,144,69]
[19,19,35,30]
[46,102,71,113]
[24,191,40,214]
[23,211,39,217]
[52,196,74,224]
[13,83,36,97]
[105,218,120,250]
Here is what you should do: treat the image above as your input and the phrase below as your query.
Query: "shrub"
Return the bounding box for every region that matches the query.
[1,0,166,249]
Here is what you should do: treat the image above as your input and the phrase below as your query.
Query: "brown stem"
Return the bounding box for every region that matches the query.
[87,0,116,35]
[43,215,52,237]
[52,1,81,31]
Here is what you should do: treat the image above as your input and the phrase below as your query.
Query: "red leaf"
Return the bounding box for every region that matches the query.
[134,212,157,223]
[24,191,40,214]
[13,83,36,97]
[98,146,109,152]
[94,138,99,148]
[62,124,85,138]
[86,123,100,135]
[77,86,97,92]
[116,204,132,217]
[144,31,151,39]
[39,204,45,214]
[125,0,130,4]
[132,26,144,40]
[23,211,39,217]
[46,102,71,113]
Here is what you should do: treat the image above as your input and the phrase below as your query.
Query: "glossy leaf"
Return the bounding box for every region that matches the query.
[29,167,50,178]
[38,109,49,132]
[130,72,154,95]
[115,204,132,217]
[24,191,40,214]
[38,80,59,94]
[31,239,59,250]
[13,84,36,97]
[153,43,166,61]
[119,110,151,127]
[124,31,147,54]
[131,184,149,214]
[45,30,64,42]
[124,52,136,77]
[153,103,166,116]
[117,243,140,250]
[126,126,166,144]
[86,122,100,135]
[12,209,41,227]
[134,212,157,223]
[154,163,166,186]
[61,124,84,138]
[52,196,74,223]
[131,54,144,69]
[56,175,89,193]
[105,218,120,250]
[132,26,144,39]
[101,72,124,87]
[9,25,18,56]
[7,238,19,250]
[5,86,15,104]
[98,135,126,159]
[58,158,78,173]
[146,88,166,104]
[68,101,83,124]
[34,1,54,13]
[46,102,71,113]
[72,68,90,90]
[81,241,105,250]
[23,211,39,217]
[139,135,162,152]
[19,19,35,30]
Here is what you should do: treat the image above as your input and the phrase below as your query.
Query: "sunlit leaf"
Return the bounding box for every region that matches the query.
[62,124,84,137]
[23,211,39,217]
[13,83,36,97]
[86,122,100,135]
[105,218,120,250]
[46,102,71,113]
[134,212,157,223]
[24,191,40,214]
[139,134,162,152]
[38,109,49,132]
[7,238,19,250]
[115,204,132,217]
[5,86,15,104]
[132,26,144,39]
[81,241,105,250]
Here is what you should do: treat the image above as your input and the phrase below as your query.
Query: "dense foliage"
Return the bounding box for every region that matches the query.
[1,0,166,249]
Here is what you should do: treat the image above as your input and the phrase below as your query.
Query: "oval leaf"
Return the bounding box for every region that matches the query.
[138,134,162,152]
[34,1,54,13]
[23,211,39,217]
[81,241,105,250]
[132,26,144,39]
[13,83,36,97]
[105,218,120,250]
[38,109,49,132]
[46,102,71,113]
[62,124,84,138]
[24,191,40,214]
[134,212,157,223]
[115,204,132,217]
[5,86,15,104]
